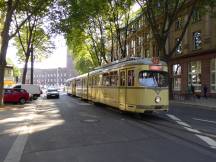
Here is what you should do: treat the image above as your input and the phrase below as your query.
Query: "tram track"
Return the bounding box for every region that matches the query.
[94,104,216,152]
[64,96,216,152]
[121,113,216,153]
[141,113,216,139]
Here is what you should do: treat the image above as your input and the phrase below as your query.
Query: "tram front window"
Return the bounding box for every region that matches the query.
[139,71,168,87]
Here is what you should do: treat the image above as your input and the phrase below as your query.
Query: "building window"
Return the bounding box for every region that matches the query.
[188,61,201,92]
[173,64,181,91]
[7,69,11,75]
[175,17,184,30]
[193,32,202,50]
[176,38,182,54]
[192,10,201,23]
[210,58,216,93]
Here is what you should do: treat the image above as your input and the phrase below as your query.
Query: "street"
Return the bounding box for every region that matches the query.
[0,93,216,162]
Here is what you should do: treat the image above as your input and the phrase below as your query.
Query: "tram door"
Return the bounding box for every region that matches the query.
[119,70,126,110]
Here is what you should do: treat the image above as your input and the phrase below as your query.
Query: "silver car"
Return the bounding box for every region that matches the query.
[46,88,59,99]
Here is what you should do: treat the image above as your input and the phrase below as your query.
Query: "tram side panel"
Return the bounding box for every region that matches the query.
[66,82,72,95]
[87,76,92,100]
[72,80,76,96]
[91,75,97,102]
[75,79,82,98]
[82,78,88,100]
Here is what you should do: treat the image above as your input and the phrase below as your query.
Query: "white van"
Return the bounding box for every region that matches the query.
[13,84,42,100]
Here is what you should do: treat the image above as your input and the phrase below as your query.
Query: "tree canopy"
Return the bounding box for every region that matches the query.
[56,0,134,73]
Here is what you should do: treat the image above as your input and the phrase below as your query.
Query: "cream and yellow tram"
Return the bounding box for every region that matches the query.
[66,58,169,113]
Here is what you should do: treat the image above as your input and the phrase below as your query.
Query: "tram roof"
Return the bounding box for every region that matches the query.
[90,57,167,74]
[66,57,167,81]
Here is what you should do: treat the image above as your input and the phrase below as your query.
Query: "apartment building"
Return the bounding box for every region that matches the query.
[115,8,216,98]
[21,52,77,87]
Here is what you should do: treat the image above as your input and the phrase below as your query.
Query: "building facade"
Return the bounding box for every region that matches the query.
[21,52,77,87]
[115,8,216,98]
[4,65,15,87]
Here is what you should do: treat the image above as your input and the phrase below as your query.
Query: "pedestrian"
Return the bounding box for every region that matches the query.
[203,85,208,99]
[190,84,195,100]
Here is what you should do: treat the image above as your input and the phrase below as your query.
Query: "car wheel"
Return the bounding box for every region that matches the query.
[33,95,38,100]
[19,98,26,104]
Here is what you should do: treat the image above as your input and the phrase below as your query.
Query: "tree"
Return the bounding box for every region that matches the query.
[55,0,134,73]
[107,0,133,59]
[0,0,54,106]
[14,16,54,84]
[135,0,216,61]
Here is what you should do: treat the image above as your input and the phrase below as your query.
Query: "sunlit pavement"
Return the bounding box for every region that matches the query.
[0,103,36,162]
[1,94,216,162]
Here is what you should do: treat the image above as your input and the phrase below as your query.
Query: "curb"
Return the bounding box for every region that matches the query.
[170,100,216,111]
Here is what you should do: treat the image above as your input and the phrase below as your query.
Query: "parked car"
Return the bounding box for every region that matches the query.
[46,88,59,99]
[4,88,30,104]
[13,84,42,100]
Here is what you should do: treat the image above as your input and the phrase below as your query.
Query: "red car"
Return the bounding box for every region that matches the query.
[4,88,30,104]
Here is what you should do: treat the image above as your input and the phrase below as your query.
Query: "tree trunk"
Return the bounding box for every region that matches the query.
[0,66,5,106]
[22,56,30,84]
[0,0,14,106]
[30,50,34,84]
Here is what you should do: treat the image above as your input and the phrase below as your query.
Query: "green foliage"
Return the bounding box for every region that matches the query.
[56,0,135,73]
[13,21,54,63]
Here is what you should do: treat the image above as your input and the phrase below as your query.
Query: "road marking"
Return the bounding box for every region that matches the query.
[167,114,216,149]
[193,118,216,124]
[3,111,34,162]
[3,125,29,162]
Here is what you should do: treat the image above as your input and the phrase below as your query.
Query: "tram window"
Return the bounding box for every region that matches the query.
[110,71,118,86]
[103,73,110,86]
[96,76,99,85]
[76,80,81,88]
[139,71,168,87]
[128,70,134,86]
[92,76,95,86]
[120,71,126,86]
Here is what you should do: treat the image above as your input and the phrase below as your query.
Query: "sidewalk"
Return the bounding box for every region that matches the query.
[170,97,216,110]
[0,103,36,162]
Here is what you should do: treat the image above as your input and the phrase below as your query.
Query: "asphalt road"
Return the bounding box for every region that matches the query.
[1,93,216,162]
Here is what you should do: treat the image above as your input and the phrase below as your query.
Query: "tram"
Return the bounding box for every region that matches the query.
[66,57,169,113]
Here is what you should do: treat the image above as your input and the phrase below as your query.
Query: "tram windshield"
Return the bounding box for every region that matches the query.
[139,71,168,87]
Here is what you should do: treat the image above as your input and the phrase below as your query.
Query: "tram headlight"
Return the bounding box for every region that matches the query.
[155,96,161,103]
